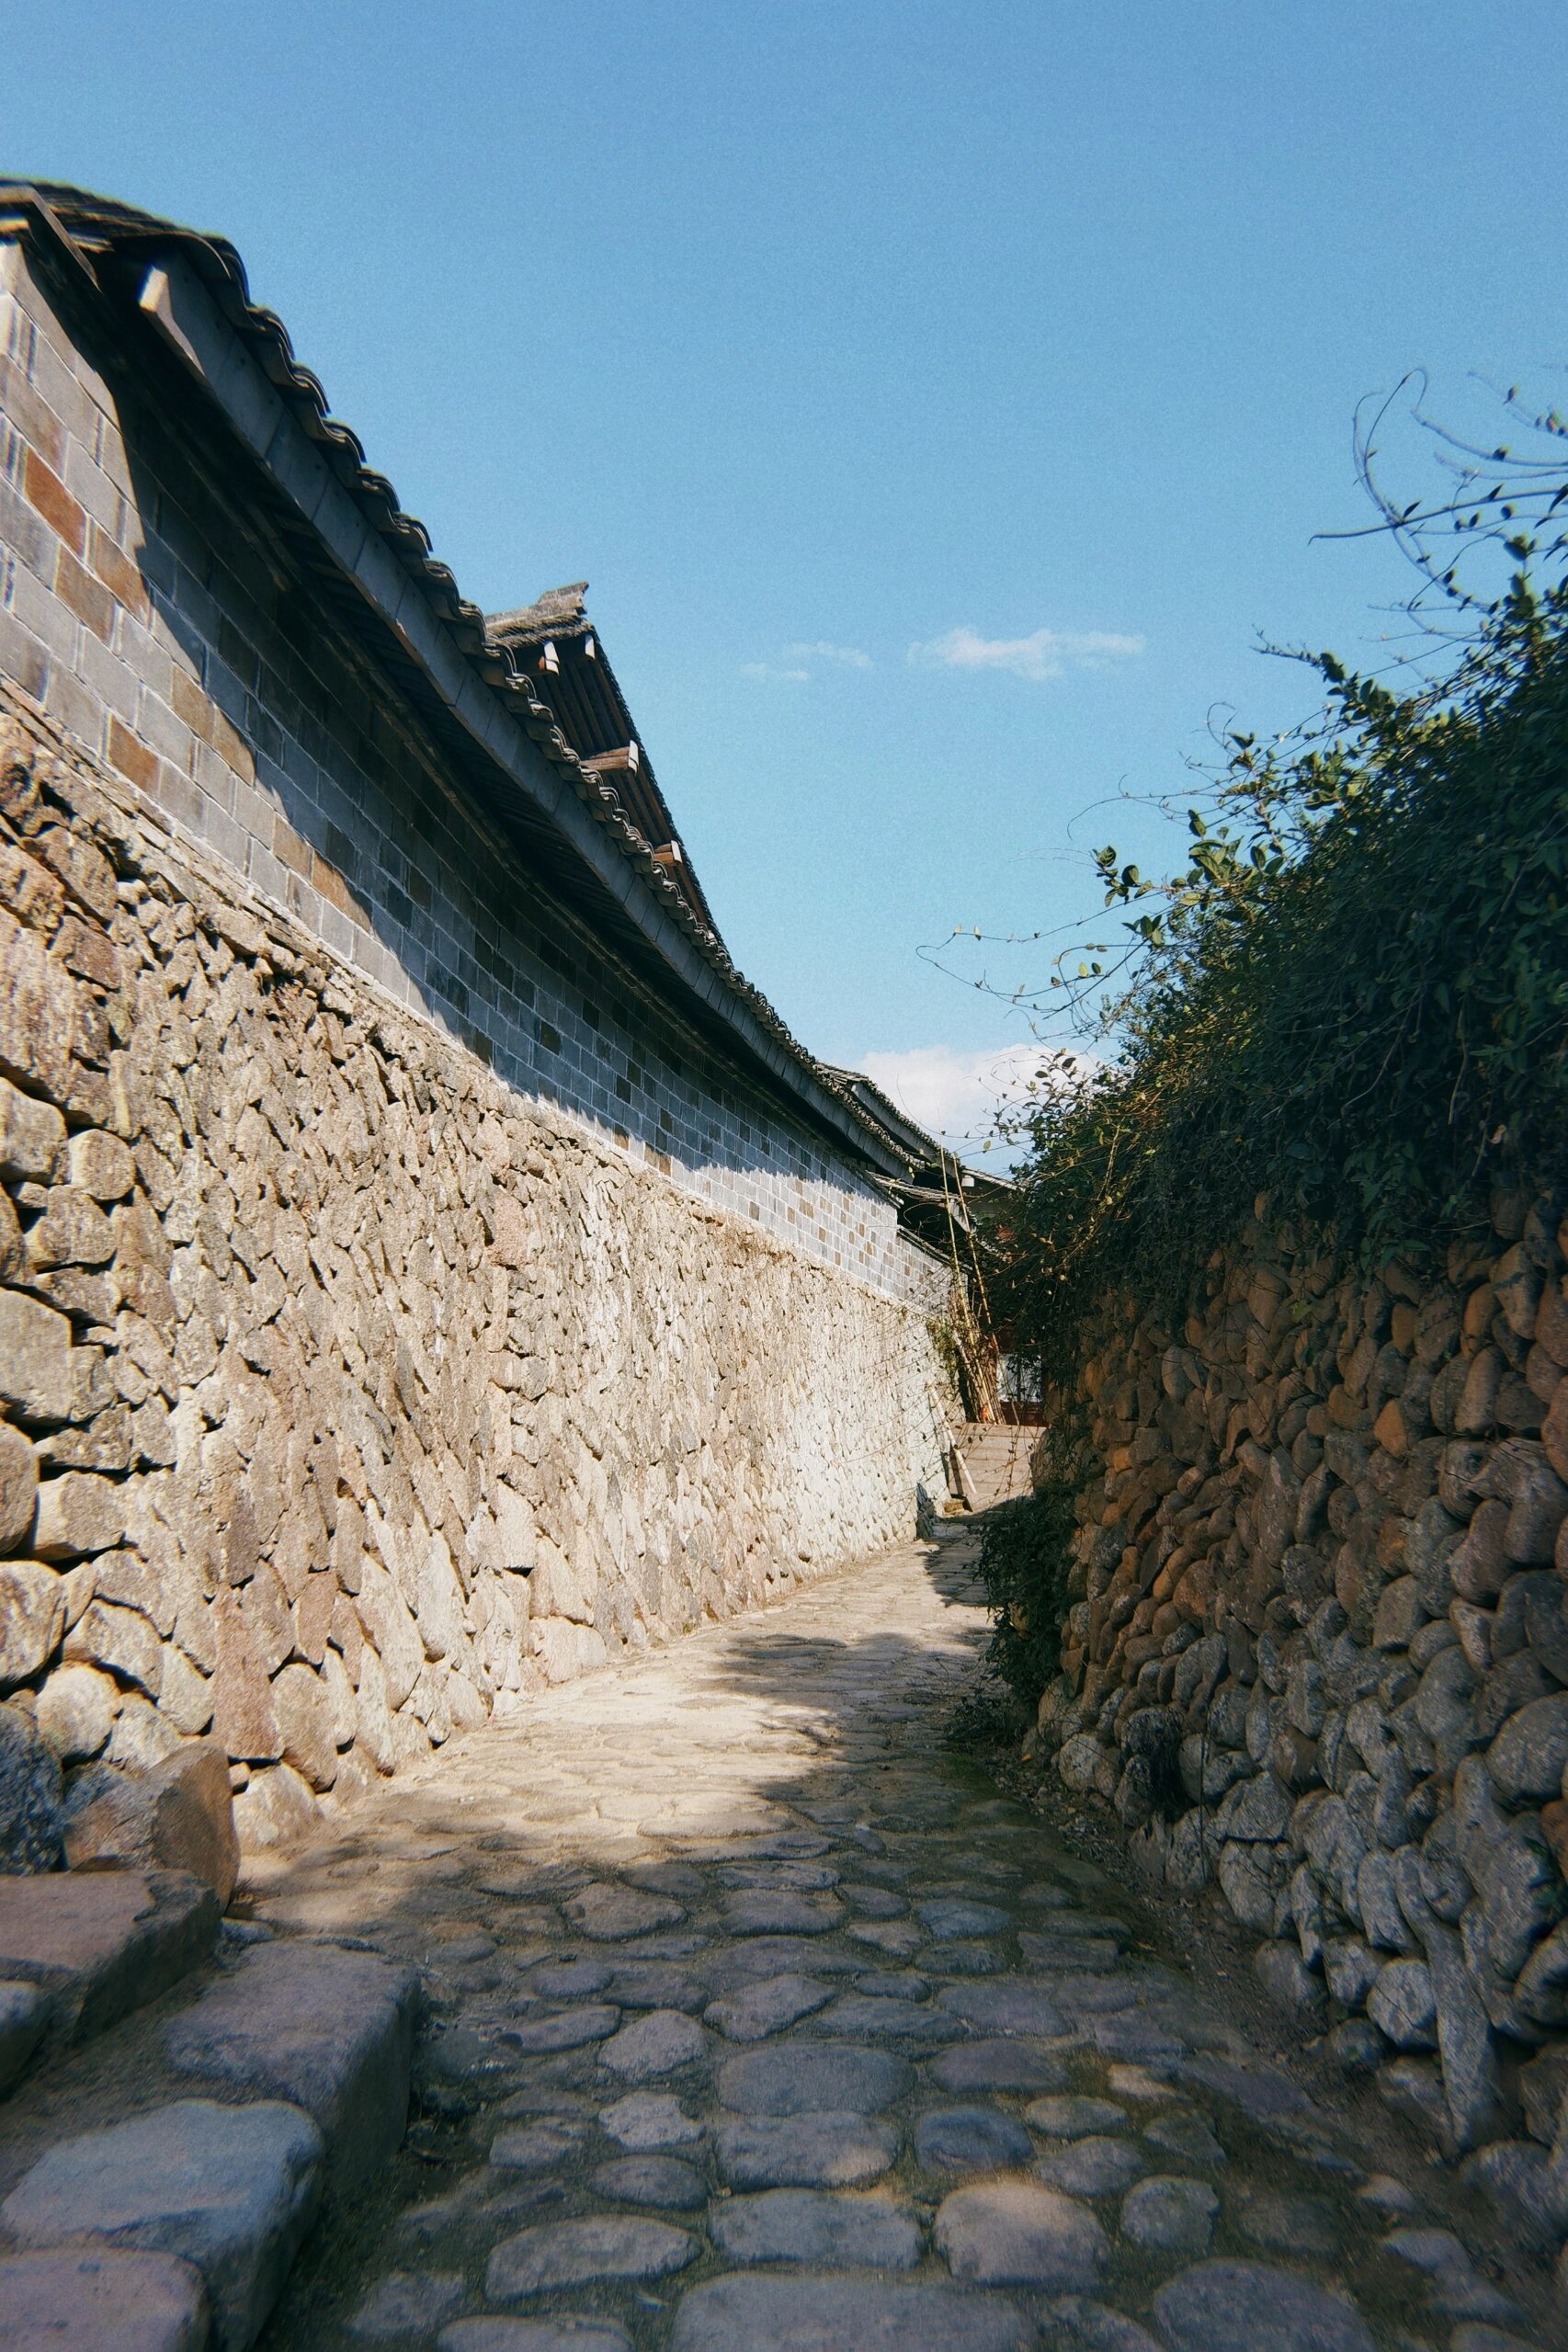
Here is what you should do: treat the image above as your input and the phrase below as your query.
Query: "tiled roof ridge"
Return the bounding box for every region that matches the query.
[4,180,907,1172]
[487,585,592,642]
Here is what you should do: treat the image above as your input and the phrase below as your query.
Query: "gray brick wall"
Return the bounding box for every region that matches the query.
[0,235,947,1312]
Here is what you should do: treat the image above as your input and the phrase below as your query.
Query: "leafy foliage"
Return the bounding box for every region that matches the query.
[986,418,1568,1394]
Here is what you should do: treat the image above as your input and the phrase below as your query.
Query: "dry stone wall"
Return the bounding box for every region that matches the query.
[0,689,950,1850]
[1028,1189,1568,2251]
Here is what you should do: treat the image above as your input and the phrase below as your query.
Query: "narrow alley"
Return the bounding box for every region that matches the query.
[214,1533,1548,2352]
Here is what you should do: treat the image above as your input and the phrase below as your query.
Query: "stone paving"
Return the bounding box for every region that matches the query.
[245,1536,1554,2352]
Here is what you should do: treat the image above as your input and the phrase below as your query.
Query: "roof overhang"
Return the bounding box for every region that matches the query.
[0,184,913,1182]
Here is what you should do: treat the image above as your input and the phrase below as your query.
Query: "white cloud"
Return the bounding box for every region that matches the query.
[906,624,1144,682]
[856,1041,1052,1156]
[785,640,872,669]
[741,662,810,683]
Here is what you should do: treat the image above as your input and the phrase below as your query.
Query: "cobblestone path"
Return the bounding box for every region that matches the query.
[252,1537,1551,2352]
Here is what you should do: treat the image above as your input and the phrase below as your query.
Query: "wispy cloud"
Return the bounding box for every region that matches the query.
[741,662,810,683]
[856,1041,1055,1157]
[907,624,1144,682]
[785,640,873,669]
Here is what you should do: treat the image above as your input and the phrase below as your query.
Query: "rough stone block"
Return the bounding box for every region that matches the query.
[33,1472,126,1560]
[64,1740,240,1903]
[715,2110,900,2189]
[0,1290,76,1424]
[0,2097,323,2352]
[66,1128,136,1200]
[163,1938,419,2191]
[0,1701,64,1870]
[934,2179,1107,2290]
[268,1663,340,1791]
[0,2248,211,2352]
[485,2214,697,2296]
[0,911,80,1103]
[1152,2259,1375,2352]
[1487,1693,1568,1801]
[667,2274,1032,2351]
[66,1596,162,1692]
[0,1074,66,1181]
[0,1420,40,1549]
[0,1974,48,2092]
[0,1866,217,2038]
[0,1560,65,1685]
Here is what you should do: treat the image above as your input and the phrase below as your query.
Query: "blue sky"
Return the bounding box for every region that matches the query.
[6,4,1565,1152]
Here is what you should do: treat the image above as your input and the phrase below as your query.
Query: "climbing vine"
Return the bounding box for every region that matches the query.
[980,387,1568,1392]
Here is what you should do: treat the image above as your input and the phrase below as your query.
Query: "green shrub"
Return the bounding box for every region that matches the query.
[994,571,1568,1395]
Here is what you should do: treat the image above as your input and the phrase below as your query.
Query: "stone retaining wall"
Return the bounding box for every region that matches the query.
[0,691,950,1848]
[1028,1190,1568,2247]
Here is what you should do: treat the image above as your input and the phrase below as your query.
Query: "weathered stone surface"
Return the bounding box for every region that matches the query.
[65,1598,162,1695]
[1380,2225,1523,2322]
[1487,1694,1568,1801]
[163,1940,419,2190]
[0,2248,210,2352]
[710,2187,922,2267]
[715,2110,901,2188]
[591,2154,707,2210]
[0,1702,65,1869]
[0,1975,48,2093]
[1026,2096,1129,2139]
[0,1075,66,1182]
[0,1561,64,1687]
[937,1980,1064,2037]
[489,2119,588,2174]
[1142,2109,1225,2166]
[504,2004,619,2052]
[230,1763,315,1850]
[1151,2260,1375,2352]
[32,1472,125,1560]
[604,1963,706,2012]
[67,1127,136,1201]
[817,1993,964,2042]
[0,1866,216,2034]
[667,2274,1032,2352]
[346,2271,464,2341]
[705,1971,833,2040]
[34,1659,117,1761]
[934,2179,1107,2289]
[0,1290,75,1423]
[269,1664,340,1792]
[1033,2136,1146,2196]
[1369,1959,1438,2051]
[597,2007,707,2079]
[598,2091,704,2150]
[0,2098,324,2352]
[717,2040,910,2115]
[929,2038,1067,2094]
[920,1898,1011,1937]
[438,2324,631,2352]
[913,2105,1034,2173]
[0,1422,40,1551]
[64,1739,239,1903]
[1119,2174,1219,2253]
[565,1883,685,1940]
[1253,1939,1324,2018]
[722,1889,845,1936]
[485,2215,697,2296]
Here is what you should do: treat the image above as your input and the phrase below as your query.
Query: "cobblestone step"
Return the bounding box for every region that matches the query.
[0,1880,420,2346]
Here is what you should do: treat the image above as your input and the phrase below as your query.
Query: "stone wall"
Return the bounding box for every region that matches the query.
[0,228,918,1292]
[0,690,951,1849]
[1028,1189,1568,2250]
